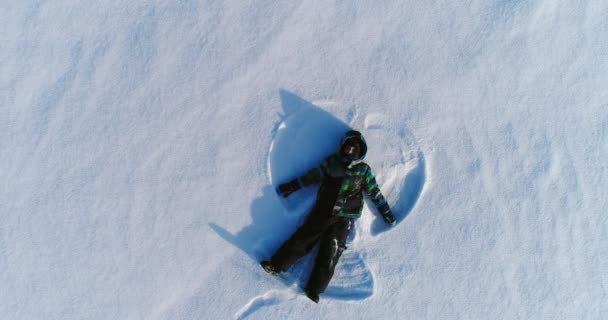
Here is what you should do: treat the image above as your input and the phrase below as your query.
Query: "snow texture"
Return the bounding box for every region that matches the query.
[2,1,608,319]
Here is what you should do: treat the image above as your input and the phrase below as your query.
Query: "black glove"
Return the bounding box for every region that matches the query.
[277,179,300,198]
[378,204,396,225]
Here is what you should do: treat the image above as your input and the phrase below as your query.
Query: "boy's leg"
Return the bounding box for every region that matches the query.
[305,217,352,296]
[268,182,340,273]
[269,211,329,272]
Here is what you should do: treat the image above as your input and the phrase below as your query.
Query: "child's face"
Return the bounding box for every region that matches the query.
[342,140,361,158]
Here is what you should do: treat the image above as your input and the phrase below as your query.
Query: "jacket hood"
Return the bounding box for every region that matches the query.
[340,130,368,161]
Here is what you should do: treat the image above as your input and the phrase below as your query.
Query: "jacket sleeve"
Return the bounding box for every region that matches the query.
[363,166,391,215]
[297,157,329,187]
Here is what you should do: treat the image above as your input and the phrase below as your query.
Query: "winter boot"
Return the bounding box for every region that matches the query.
[260,261,279,276]
[304,289,320,303]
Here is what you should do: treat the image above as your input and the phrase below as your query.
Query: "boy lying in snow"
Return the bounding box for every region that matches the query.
[261,130,396,303]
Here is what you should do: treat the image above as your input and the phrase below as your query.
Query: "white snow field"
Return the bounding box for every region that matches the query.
[2,1,608,319]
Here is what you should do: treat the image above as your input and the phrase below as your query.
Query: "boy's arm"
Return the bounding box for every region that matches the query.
[277,158,329,197]
[364,167,396,225]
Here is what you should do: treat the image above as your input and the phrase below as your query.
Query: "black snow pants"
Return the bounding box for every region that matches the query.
[270,179,353,295]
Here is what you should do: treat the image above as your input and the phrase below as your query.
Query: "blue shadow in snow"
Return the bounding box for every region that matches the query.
[209,90,351,263]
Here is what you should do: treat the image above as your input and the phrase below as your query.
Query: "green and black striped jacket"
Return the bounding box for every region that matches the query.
[296,132,389,218]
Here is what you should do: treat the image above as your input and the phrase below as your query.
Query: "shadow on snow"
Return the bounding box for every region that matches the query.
[209,90,350,263]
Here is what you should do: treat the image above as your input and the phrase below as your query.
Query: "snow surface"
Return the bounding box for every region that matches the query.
[2,1,608,319]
